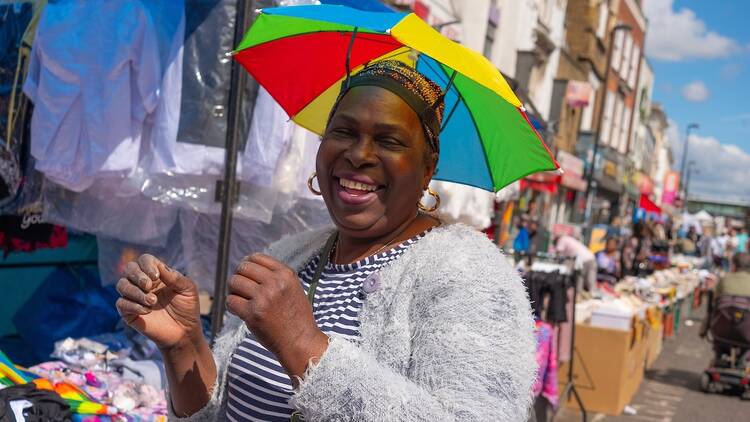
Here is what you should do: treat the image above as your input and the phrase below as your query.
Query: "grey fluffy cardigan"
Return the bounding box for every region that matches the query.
[171,223,537,421]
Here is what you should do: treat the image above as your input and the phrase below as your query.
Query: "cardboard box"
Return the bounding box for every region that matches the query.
[644,308,664,369]
[557,324,646,415]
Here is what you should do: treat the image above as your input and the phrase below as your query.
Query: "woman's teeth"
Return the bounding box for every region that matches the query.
[339,178,378,192]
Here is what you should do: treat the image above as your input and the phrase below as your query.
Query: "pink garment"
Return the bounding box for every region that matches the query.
[533,320,559,408]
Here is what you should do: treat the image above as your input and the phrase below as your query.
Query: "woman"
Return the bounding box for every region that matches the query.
[596,237,621,283]
[116,61,536,421]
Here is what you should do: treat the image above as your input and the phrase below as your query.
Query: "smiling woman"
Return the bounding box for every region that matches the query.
[115,60,537,422]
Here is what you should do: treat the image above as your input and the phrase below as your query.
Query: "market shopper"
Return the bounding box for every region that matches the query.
[596,237,621,284]
[553,234,596,292]
[115,61,536,421]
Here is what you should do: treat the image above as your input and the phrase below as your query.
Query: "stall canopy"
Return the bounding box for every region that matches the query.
[694,210,713,222]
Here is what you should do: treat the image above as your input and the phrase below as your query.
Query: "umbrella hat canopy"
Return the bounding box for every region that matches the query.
[234,5,559,191]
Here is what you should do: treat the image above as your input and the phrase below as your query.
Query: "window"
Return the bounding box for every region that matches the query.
[611,95,624,148]
[620,34,633,81]
[619,106,632,153]
[483,3,500,59]
[601,92,615,145]
[596,2,608,40]
[581,72,600,131]
[611,29,624,72]
[628,45,641,88]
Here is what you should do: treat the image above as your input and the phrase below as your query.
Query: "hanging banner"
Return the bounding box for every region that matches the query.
[661,171,680,205]
[565,80,593,108]
[558,151,587,191]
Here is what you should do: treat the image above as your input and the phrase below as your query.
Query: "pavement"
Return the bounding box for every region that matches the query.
[555,305,750,422]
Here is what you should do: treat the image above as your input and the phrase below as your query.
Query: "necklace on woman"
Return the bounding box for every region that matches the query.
[331,220,415,264]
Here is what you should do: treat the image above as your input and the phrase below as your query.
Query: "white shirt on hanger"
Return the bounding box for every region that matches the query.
[24,0,162,192]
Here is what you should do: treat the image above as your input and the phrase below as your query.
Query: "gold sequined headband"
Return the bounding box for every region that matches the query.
[328,60,446,154]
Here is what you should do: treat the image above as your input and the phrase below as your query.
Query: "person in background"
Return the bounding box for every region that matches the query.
[513,214,531,254]
[735,228,748,254]
[711,231,727,272]
[554,234,596,292]
[596,237,621,283]
[701,253,750,347]
[528,219,540,256]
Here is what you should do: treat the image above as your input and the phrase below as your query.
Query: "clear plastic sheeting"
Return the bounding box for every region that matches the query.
[180,200,331,293]
[42,178,179,247]
[96,226,186,287]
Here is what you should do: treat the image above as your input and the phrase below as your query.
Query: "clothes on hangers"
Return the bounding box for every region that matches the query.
[23,0,162,192]
[525,270,572,323]
[239,87,295,187]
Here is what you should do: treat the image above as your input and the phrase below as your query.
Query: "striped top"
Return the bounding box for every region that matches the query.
[224,233,426,422]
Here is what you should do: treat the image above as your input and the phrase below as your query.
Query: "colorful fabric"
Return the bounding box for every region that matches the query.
[234,5,558,192]
[0,350,116,416]
[532,321,559,408]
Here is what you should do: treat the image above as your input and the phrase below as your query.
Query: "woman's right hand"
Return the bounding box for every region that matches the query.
[116,254,202,350]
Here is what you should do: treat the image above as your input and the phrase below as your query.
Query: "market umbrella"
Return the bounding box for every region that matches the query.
[233,5,559,192]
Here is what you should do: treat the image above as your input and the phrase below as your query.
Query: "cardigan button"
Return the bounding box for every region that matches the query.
[362,272,381,294]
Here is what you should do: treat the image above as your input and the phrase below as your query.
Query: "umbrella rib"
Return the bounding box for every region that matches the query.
[343,27,359,90]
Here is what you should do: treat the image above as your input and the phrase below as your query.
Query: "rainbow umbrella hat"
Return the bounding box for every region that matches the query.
[234,5,559,192]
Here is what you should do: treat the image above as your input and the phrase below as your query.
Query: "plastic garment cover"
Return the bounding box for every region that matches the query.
[95,222,186,286]
[431,181,495,230]
[179,201,331,293]
[42,178,179,247]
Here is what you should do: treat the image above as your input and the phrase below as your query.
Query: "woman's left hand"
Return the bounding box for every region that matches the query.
[227,254,328,382]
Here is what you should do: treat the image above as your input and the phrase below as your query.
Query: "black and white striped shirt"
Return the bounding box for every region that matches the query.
[224,233,425,421]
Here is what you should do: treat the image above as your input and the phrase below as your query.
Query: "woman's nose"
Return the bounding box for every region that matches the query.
[346,137,377,168]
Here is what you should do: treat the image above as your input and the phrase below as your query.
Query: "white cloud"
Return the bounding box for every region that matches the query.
[680,135,750,202]
[681,80,710,102]
[644,0,741,61]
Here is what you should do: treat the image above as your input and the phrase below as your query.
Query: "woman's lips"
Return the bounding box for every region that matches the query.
[334,178,382,206]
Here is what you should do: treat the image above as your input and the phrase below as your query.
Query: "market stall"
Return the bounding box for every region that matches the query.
[557,259,713,416]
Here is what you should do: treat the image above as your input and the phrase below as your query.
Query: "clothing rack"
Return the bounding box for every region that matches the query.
[520,252,587,422]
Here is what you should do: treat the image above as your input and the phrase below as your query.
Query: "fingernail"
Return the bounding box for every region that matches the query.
[147,294,157,305]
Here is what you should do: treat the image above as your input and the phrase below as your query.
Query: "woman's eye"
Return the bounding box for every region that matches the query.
[329,127,354,137]
[378,137,403,148]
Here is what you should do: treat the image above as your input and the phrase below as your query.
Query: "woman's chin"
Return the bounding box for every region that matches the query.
[331,211,384,234]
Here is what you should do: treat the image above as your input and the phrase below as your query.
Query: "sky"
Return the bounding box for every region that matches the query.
[643,0,750,203]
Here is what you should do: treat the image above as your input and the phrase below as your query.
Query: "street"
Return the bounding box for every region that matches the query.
[557,306,750,422]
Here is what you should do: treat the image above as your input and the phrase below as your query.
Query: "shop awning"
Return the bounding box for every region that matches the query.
[521,172,561,194]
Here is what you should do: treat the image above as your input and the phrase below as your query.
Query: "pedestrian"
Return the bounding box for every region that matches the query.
[554,234,596,292]
[711,232,726,271]
[115,61,537,421]
[513,214,531,254]
[736,228,749,254]
[596,237,621,284]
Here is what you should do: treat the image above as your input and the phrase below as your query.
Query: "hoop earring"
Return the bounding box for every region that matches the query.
[418,187,440,213]
[307,172,322,196]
